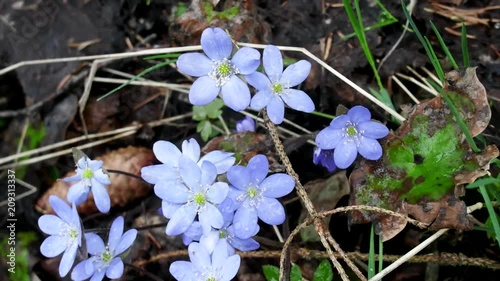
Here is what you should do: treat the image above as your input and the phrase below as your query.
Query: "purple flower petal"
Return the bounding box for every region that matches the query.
[179,155,202,191]
[189,76,220,106]
[315,127,343,150]
[267,96,285,124]
[211,240,229,268]
[106,257,124,279]
[199,230,220,253]
[166,204,197,236]
[91,181,110,213]
[88,160,103,170]
[142,164,178,184]
[229,235,260,252]
[263,45,283,81]
[334,141,358,169]
[177,53,213,77]
[250,89,273,110]
[182,138,201,162]
[153,141,181,165]
[71,260,93,281]
[207,182,229,204]
[246,71,272,91]
[227,165,250,190]
[200,161,217,186]
[359,121,389,139]
[232,47,261,75]
[169,261,194,281]
[93,169,110,185]
[221,75,250,111]
[90,269,106,281]
[257,197,285,225]
[49,196,72,223]
[162,201,182,218]
[199,203,224,235]
[40,236,66,257]
[59,242,77,277]
[247,154,269,184]
[261,174,295,198]
[114,228,137,256]
[67,181,89,205]
[220,255,241,280]
[358,137,383,160]
[199,151,235,174]
[188,242,211,270]
[155,181,190,203]
[280,60,311,87]
[280,89,315,113]
[85,233,105,255]
[236,116,256,133]
[329,115,350,129]
[38,215,64,235]
[348,105,371,123]
[62,173,81,183]
[201,27,233,60]
[233,204,258,239]
[107,217,124,252]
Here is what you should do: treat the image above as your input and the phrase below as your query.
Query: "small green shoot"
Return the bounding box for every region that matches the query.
[193,99,224,141]
[311,111,336,120]
[262,264,302,281]
[16,124,46,179]
[175,2,188,18]
[461,24,470,67]
[313,260,333,281]
[202,2,239,22]
[479,184,500,249]
[368,224,376,279]
[341,0,398,40]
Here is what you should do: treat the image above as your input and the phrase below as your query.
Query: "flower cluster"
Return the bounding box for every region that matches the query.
[142,139,295,280]
[315,106,389,169]
[177,27,315,124]
[38,151,137,280]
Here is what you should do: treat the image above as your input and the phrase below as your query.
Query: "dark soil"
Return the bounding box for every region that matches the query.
[0,0,499,280]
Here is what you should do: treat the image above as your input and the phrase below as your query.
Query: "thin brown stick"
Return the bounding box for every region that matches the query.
[263,110,365,281]
[133,249,500,271]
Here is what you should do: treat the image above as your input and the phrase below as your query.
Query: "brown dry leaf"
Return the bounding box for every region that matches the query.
[299,171,350,242]
[36,146,155,215]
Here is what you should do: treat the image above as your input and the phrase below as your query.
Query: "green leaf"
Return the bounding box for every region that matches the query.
[291,264,302,281]
[193,98,224,121]
[262,265,280,281]
[313,260,333,281]
[199,120,213,142]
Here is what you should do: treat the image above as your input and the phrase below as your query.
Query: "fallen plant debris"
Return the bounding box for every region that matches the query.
[349,67,499,241]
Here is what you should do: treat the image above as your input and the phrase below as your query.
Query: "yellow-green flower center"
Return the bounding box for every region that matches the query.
[82,168,93,179]
[271,83,283,94]
[206,278,216,281]
[68,228,78,239]
[194,193,206,205]
[101,250,113,263]
[218,63,231,76]
[219,231,227,239]
[247,187,258,198]
[346,126,357,136]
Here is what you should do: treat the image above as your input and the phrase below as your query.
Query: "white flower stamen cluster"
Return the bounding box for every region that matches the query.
[208,58,240,87]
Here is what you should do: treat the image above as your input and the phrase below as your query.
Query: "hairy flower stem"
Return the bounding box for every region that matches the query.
[263,109,366,281]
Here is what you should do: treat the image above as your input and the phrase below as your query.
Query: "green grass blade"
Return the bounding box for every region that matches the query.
[423,36,445,82]
[429,21,458,70]
[479,185,500,249]
[368,224,376,279]
[378,235,383,274]
[311,111,336,119]
[461,24,470,67]
[143,53,181,60]
[401,0,444,82]
[97,59,175,101]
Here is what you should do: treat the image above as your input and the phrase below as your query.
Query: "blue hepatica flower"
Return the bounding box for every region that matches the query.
[158,156,229,236]
[71,216,137,281]
[226,154,295,239]
[313,147,337,172]
[177,27,261,111]
[62,156,111,213]
[170,241,240,281]
[141,138,235,185]
[315,105,389,169]
[246,45,315,124]
[182,210,260,255]
[38,195,82,277]
[235,116,256,132]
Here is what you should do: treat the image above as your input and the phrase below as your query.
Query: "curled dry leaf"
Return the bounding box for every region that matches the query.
[349,67,499,241]
[35,146,155,216]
